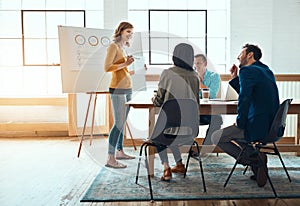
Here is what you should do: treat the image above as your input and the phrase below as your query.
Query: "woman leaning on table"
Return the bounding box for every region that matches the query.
[104,21,136,169]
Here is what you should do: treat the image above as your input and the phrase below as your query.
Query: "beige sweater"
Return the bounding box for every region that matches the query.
[153,66,200,107]
[104,43,132,89]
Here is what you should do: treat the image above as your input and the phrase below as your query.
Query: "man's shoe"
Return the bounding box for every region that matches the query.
[161,167,172,181]
[256,153,268,187]
[171,163,186,174]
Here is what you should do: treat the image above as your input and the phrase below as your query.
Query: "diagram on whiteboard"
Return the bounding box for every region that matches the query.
[58,25,145,93]
[73,34,106,69]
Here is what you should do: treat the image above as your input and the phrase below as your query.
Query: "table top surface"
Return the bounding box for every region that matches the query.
[126,91,300,106]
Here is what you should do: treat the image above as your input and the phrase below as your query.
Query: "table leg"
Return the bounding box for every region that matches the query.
[148,107,155,177]
[297,113,300,156]
[126,122,137,150]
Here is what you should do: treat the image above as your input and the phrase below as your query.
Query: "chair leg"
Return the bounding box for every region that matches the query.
[243,165,249,175]
[198,156,207,192]
[144,144,154,201]
[184,143,194,178]
[193,141,206,192]
[224,148,245,188]
[257,152,278,197]
[135,142,146,184]
[273,143,292,182]
[185,141,206,192]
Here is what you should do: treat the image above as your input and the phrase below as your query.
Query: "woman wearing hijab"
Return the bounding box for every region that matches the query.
[152,43,200,181]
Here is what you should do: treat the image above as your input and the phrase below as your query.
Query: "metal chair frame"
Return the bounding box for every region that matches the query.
[135,99,206,201]
[223,98,293,198]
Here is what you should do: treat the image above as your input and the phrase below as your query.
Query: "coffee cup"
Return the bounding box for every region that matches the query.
[201,88,210,102]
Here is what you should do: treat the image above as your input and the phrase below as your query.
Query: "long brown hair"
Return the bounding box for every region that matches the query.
[113,21,133,47]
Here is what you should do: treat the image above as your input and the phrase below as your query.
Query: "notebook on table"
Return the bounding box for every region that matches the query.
[210,84,238,102]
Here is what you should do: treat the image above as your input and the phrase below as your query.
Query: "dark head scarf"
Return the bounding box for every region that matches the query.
[172,43,194,71]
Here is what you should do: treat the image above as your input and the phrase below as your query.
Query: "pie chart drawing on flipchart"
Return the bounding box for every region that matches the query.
[58,25,145,93]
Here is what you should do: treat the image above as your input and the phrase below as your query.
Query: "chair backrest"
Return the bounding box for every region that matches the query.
[262,98,293,144]
[150,98,199,147]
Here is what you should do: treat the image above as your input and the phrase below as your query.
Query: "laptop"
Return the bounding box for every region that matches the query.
[210,84,238,101]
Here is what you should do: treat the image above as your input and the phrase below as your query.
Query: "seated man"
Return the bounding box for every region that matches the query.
[211,44,280,187]
[194,54,223,146]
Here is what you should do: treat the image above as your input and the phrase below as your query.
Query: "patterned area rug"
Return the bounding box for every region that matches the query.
[81,153,300,202]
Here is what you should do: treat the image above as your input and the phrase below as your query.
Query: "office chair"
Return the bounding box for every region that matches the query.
[135,99,206,201]
[224,98,293,198]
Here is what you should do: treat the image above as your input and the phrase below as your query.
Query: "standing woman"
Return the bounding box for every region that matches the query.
[104,22,135,169]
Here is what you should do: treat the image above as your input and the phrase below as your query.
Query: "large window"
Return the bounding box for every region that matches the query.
[148,9,207,65]
[21,10,85,66]
[128,0,229,73]
[0,0,103,96]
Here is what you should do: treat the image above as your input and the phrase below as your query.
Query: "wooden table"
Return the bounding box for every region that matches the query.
[126,91,300,175]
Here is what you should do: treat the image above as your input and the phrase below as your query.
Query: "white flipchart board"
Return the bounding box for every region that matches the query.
[58,25,145,93]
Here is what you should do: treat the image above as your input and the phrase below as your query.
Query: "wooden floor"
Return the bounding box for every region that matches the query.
[0,136,299,206]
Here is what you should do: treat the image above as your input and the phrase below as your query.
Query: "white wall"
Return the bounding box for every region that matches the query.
[230,0,300,73]
[230,0,273,66]
[272,0,300,73]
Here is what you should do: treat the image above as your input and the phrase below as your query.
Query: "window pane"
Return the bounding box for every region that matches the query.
[169,0,187,10]
[47,39,60,65]
[0,0,21,9]
[47,67,63,95]
[150,38,169,64]
[23,12,46,38]
[188,12,206,37]
[0,11,22,38]
[46,12,66,38]
[86,11,104,28]
[128,11,148,32]
[207,37,226,63]
[66,12,85,27]
[46,0,65,10]
[0,67,23,95]
[149,0,168,9]
[187,0,207,9]
[208,10,227,37]
[66,0,85,10]
[207,0,227,10]
[189,37,206,54]
[23,67,48,94]
[22,10,85,66]
[169,11,187,37]
[0,39,22,66]
[22,0,45,9]
[149,10,208,65]
[24,39,47,65]
[150,11,168,37]
[128,0,148,9]
[86,0,104,10]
